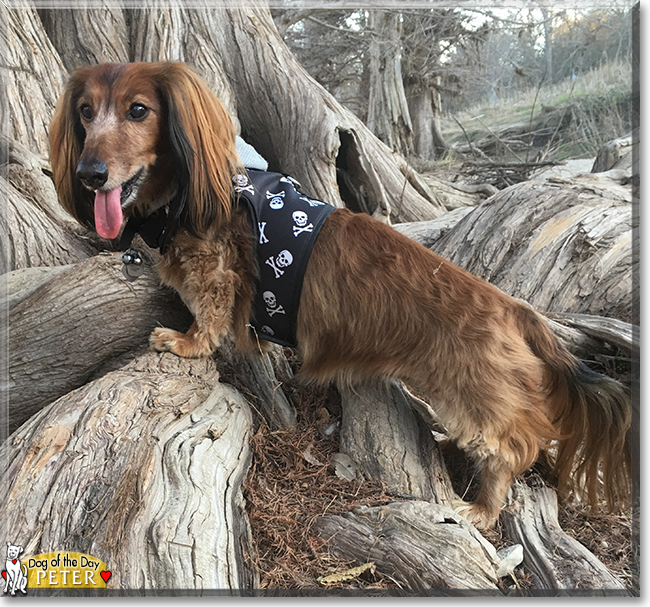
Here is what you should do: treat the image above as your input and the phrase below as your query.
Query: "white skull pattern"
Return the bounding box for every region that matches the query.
[263,290,277,308]
[292,210,309,227]
[276,250,293,267]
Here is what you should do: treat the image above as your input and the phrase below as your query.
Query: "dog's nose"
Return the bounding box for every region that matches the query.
[76,159,109,190]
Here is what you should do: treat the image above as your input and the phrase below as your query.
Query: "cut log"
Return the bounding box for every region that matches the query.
[313,501,501,591]
[433,179,634,322]
[338,380,456,504]
[0,352,257,591]
[4,252,192,434]
[501,479,629,594]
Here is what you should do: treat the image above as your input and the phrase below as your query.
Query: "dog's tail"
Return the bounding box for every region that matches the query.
[514,304,631,510]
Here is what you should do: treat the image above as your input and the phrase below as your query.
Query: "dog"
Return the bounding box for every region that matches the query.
[4,542,27,595]
[48,61,631,529]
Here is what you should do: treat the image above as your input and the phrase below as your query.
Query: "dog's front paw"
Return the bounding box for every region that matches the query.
[150,327,182,353]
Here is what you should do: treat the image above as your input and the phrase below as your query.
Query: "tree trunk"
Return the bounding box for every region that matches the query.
[0,352,258,592]
[37,7,129,71]
[407,82,448,160]
[366,10,413,158]
[0,4,68,156]
[541,9,553,83]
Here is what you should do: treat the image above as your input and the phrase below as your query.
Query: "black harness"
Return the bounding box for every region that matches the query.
[234,170,335,347]
[120,169,335,348]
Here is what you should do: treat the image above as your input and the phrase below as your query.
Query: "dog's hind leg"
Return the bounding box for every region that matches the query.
[453,447,519,529]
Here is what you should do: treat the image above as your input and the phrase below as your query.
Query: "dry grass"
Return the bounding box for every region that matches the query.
[447,60,632,131]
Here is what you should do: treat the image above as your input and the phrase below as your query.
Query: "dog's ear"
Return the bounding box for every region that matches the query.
[49,72,94,229]
[157,63,241,243]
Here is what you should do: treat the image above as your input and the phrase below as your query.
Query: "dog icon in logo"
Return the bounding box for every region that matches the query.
[3,542,28,595]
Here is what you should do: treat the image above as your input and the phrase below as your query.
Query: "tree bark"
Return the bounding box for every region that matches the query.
[4,253,192,434]
[313,501,501,591]
[432,179,634,322]
[0,352,258,592]
[130,4,241,130]
[0,4,68,156]
[338,380,456,504]
[37,7,129,71]
[1,135,101,273]
[501,479,628,593]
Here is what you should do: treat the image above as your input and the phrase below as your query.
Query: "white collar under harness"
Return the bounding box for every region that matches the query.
[235,169,335,347]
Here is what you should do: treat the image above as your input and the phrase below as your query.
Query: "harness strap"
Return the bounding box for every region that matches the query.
[119,208,169,251]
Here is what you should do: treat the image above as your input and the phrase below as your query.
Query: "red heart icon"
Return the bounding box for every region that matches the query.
[1,571,6,580]
[11,560,16,565]
[100,571,111,583]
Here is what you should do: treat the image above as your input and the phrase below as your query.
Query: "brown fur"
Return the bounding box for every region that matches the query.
[50,61,631,529]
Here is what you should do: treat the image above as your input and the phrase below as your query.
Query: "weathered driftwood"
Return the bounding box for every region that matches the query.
[338,380,455,504]
[4,253,192,434]
[313,501,501,591]
[0,352,257,592]
[501,479,629,594]
[0,4,68,156]
[433,179,634,322]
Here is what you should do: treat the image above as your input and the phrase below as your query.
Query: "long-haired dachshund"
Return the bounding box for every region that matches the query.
[48,61,631,529]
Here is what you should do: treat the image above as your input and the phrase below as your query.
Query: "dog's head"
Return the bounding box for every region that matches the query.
[49,62,239,244]
[6,542,23,560]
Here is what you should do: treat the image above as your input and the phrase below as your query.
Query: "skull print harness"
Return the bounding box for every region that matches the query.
[234,169,335,347]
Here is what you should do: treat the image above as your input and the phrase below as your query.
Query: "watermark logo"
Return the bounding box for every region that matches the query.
[2,542,27,596]
[2,543,111,593]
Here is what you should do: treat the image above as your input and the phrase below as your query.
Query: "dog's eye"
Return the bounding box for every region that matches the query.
[127,103,149,122]
[79,104,93,121]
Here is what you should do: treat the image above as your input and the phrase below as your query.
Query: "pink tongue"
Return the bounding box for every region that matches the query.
[94,187,123,239]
